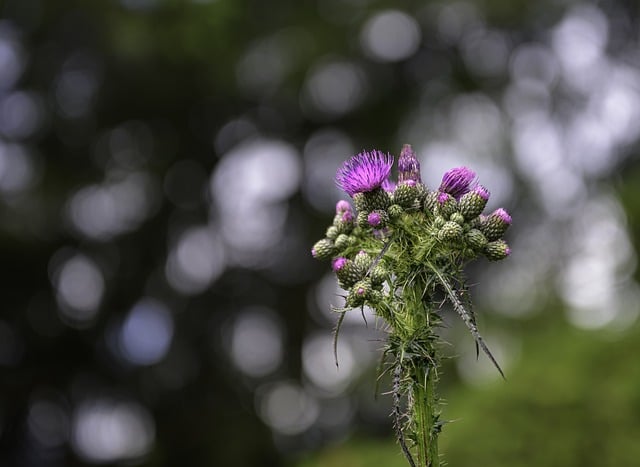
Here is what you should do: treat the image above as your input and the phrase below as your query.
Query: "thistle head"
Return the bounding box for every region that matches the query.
[336,200,351,214]
[332,256,348,272]
[459,185,490,220]
[493,208,512,225]
[439,166,476,199]
[479,208,512,241]
[368,211,382,227]
[382,178,396,193]
[312,238,335,260]
[484,239,511,261]
[398,144,422,184]
[336,150,394,197]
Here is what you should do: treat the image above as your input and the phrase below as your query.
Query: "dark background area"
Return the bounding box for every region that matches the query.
[1,0,640,466]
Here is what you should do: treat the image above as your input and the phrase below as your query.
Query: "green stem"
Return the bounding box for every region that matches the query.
[394,274,440,467]
[412,359,439,467]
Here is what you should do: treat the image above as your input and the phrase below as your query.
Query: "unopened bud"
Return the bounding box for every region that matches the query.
[333,257,365,288]
[312,238,335,260]
[393,181,419,208]
[438,221,464,242]
[334,234,350,250]
[436,192,458,219]
[459,185,490,220]
[479,208,512,241]
[465,229,488,251]
[368,210,389,228]
[484,239,511,261]
[398,144,422,184]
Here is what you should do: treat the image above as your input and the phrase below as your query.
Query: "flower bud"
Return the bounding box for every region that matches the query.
[332,257,365,288]
[393,181,419,208]
[423,190,438,215]
[388,204,403,219]
[439,166,475,199]
[436,192,458,219]
[438,221,464,242]
[465,228,488,251]
[357,211,370,228]
[325,226,339,240]
[450,212,465,225]
[353,192,368,213]
[459,185,490,220]
[370,265,388,287]
[336,200,352,214]
[368,210,389,228]
[346,279,372,308]
[312,238,335,260]
[484,239,511,261]
[433,215,446,229]
[353,250,373,271]
[362,187,391,211]
[479,208,512,241]
[334,234,350,251]
[398,144,422,184]
[333,209,355,235]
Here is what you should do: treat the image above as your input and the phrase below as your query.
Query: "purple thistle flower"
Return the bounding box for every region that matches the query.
[336,200,351,214]
[368,212,382,227]
[336,150,394,197]
[398,144,422,184]
[332,257,347,272]
[356,287,366,296]
[311,247,317,257]
[437,192,451,205]
[473,185,490,201]
[341,210,353,223]
[382,178,396,193]
[439,166,476,199]
[493,208,512,225]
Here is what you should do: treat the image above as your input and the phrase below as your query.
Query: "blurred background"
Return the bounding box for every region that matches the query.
[1,0,640,466]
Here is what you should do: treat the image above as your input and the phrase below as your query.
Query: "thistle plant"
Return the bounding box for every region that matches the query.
[311,145,511,467]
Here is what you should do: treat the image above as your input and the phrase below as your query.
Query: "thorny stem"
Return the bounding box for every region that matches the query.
[392,274,441,467]
[412,362,438,467]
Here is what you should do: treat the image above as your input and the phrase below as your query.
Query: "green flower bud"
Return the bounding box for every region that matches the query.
[363,187,391,211]
[311,238,335,260]
[353,250,373,271]
[465,228,488,251]
[450,212,465,225]
[370,265,388,287]
[325,226,339,240]
[353,192,368,213]
[484,239,511,261]
[459,185,490,220]
[334,234,350,251]
[436,192,458,219]
[424,190,438,215]
[393,181,419,208]
[346,279,372,308]
[388,204,404,219]
[438,221,464,242]
[433,215,446,229]
[333,257,365,288]
[357,211,370,228]
[479,208,512,241]
[333,211,355,235]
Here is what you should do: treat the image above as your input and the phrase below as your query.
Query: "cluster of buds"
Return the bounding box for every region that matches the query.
[312,145,511,300]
